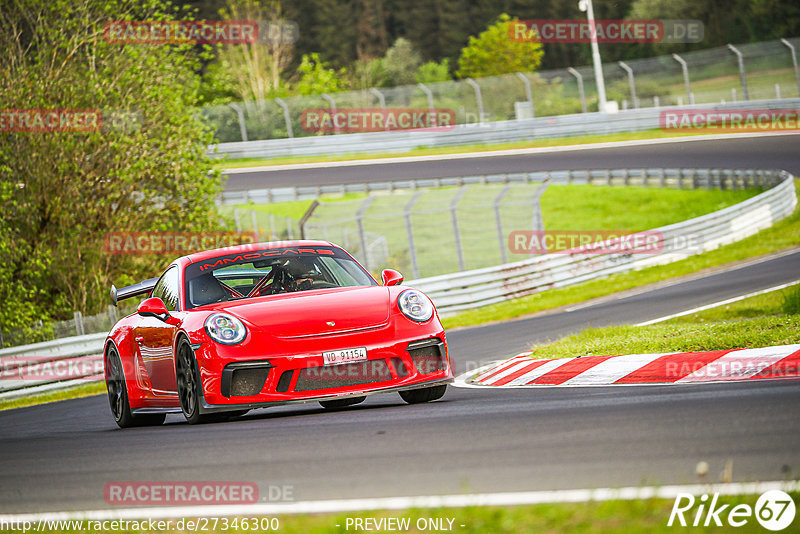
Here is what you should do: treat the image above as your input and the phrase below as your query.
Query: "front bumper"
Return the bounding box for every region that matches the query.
[192,325,453,413]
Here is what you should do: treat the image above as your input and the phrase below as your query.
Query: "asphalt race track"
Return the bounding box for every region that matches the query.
[1,135,799,514]
[222,133,800,190]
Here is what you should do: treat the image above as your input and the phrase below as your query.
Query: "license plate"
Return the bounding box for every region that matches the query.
[323,347,368,365]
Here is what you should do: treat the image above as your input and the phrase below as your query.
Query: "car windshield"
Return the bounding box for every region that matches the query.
[183,245,377,309]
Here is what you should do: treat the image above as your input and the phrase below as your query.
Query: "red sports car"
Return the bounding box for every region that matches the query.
[104,241,452,427]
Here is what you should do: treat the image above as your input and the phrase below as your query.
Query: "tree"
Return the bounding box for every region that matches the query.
[294,53,349,95]
[384,38,423,85]
[0,0,222,340]
[213,0,297,102]
[416,59,452,83]
[456,13,544,79]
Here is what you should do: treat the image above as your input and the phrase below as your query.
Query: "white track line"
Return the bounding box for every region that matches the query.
[636,279,800,326]
[1,481,795,522]
[222,131,800,173]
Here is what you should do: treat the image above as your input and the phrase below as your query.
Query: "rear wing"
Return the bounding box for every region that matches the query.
[110,277,159,307]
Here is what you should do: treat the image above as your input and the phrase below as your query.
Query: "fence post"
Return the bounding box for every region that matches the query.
[494,184,512,264]
[727,44,749,101]
[532,180,549,252]
[274,97,293,138]
[356,196,375,271]
[250,210,259,240]
[781,39,800,97]
[450,187,468,272]
[671,53,694,105]
[514,72,535,118]
[228,103,248,142]
[321,93,339,133]
[233,207,241,231]
[269,213,276,239]
[286,217,294,239]
[299,200,320,239]
[369,88,389,131]
[404,191,423,279]
[566,67,587,113]
[465,78,485,124]
[417,83,434,114]
[618,61,638,108]
[74,311,85,337]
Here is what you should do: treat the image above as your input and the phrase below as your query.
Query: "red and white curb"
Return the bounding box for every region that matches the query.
[454,344,800,388]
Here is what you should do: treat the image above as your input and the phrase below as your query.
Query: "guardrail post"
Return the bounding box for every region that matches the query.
[233,207,241,231]
[286,217,294,239]
[515,72,535,118]
[566,67,587,113]
[356,196,375,271]
[781,39,800,97]
[671,53,694,105]
[269,213,275,239]
[465,78,485,124]
[404,191,423,279]
[321,93,339,133]
[727,44,749,101]
[369,88,389,131]
[494,184,512,264]
[618,61,638,109]
[274,97,293,138]
[228,103,248,142]
[450,187,468,272]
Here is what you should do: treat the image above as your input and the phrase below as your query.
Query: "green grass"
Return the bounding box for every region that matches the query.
[227,183,758,278]
[5,493,795,533]
[0,381,105,411]
[523,282,800,360]
[442,180,800,330]
[214,129,712,169]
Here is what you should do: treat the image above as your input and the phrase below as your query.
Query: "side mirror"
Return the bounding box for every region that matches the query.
[137,297,169,319]
[381,269,404,286]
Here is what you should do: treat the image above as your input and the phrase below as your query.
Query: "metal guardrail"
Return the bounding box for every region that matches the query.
[408,170,796,314]
[0,333,106,400]
[210,98,800,160]
[1,168,794,399]
[220,166,785,205]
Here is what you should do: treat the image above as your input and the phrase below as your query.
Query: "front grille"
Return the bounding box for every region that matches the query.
[295,359,393,391]
[390,357,409,378]
[408,339,446,374]
[229,368,269,396]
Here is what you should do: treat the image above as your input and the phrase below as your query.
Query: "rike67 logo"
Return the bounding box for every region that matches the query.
[668,490,796,530]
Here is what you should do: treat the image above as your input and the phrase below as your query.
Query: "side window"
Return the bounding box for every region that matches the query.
[151,266,179,311]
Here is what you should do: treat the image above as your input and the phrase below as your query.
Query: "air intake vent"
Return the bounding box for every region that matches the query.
[295,359,392,391]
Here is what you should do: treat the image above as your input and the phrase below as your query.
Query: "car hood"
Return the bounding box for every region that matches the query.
[211,286,392,338]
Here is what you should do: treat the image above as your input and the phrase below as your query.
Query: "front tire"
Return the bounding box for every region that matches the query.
[399,385,447,404]
[105,347,165,428]
[176,338,219,424]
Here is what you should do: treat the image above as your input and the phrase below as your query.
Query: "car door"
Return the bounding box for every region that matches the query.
[133,265,180,396]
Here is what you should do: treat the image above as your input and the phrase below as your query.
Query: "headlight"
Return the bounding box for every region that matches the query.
[204,313,247,345]
[397,289,434,322]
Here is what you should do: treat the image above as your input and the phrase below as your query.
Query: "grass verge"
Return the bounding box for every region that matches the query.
[524,283,800,359]
[214,129,713,169]
[442,179,800,330]
[3,493,794,533]
[0,381,105,412]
